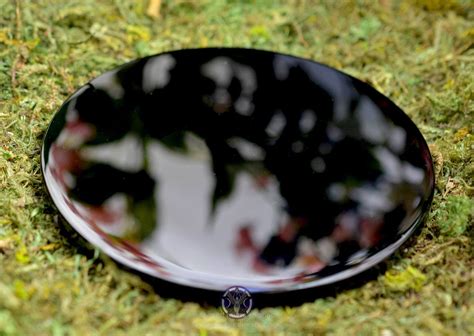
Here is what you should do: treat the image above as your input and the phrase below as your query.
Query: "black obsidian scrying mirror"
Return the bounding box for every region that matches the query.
[41,48,434,294]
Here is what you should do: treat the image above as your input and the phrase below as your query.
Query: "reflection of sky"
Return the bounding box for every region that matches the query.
[142,139,303,278]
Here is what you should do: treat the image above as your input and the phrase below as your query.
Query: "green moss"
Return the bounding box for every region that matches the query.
[433,195,473,236]
[0,0,473,334]
[383,266,427,292]
[0,310,18,336]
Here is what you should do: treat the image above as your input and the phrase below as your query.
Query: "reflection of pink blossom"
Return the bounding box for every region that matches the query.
[359,218,382,248]
[252,257,270,274]
[64,120,95,140]
[267,278,285,285]
[331,212,383,249]
[253,173,270,189]
[236,218,318,275]
[298,255,325,273]
[50,118,95,188]
[332,223,354,242]
[51,145,82,187]
[234,226,271,274]
[52,145,82,172]
[332,212,358,242]
[63,196,84,218]
[235,226,258,255]
[85,205,121,225]
[54,148,124,228]
[278,217,306,242]
[62,194,170,277]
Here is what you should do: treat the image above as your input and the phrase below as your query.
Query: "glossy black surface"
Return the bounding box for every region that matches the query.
[42,48,434,292]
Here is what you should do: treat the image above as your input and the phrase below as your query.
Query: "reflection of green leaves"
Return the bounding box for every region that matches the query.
[160,132,188,153]
[129,195,157,242]
[211,165,236,216]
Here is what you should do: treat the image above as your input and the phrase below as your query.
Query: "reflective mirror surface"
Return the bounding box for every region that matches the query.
[42,48,434,292]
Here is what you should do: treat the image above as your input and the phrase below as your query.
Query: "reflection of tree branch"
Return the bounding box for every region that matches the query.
[70,164,153,204]
[129,195,157,242]
[70,163,157,241]
[206,140,242,216]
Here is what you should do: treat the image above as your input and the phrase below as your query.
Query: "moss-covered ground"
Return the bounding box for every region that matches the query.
[0,0,473,335]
